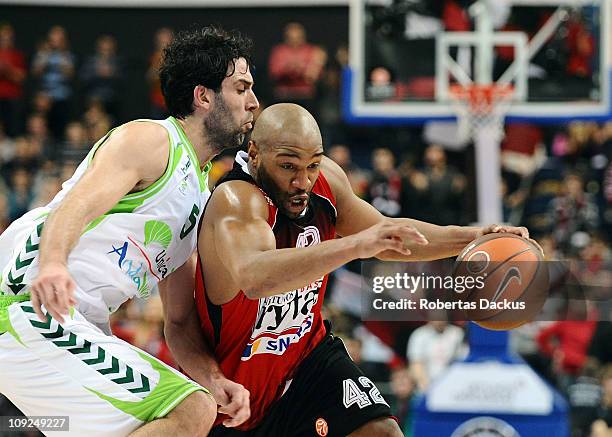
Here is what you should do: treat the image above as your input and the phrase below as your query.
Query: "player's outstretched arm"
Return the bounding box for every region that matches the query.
[323,157,530,261]
[207,181,417,300]
[32,122,169,323]
[160,255,251,428]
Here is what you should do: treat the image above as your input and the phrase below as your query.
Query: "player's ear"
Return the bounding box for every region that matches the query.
[193,85,211,110]
[247,140,259,165]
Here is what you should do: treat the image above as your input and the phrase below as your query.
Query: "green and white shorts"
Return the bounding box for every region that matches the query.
[0,295,208,436]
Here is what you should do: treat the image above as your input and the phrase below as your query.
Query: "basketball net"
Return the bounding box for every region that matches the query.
[449,83,514,143]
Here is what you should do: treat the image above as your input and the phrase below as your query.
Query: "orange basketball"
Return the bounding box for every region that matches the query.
[453,233,549,330]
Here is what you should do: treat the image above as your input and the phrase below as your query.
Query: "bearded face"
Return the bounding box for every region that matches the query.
[204,92,251,152]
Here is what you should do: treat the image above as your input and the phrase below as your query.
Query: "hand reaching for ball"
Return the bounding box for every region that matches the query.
[479,224,544,257]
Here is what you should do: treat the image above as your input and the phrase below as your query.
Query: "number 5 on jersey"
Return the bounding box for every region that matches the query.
[180,204,200,239]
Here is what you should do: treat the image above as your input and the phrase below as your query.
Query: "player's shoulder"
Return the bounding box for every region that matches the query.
[103,120,170,164]
[208,180,269,220]
[112,119,169,147]
[90,120,170,178]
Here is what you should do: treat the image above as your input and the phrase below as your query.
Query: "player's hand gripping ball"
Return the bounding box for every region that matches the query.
[453,233,549,330]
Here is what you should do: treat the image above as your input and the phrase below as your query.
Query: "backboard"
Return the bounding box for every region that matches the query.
[346,0,611,124]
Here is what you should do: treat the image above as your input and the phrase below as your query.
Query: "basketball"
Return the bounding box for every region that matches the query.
[453,233,549,330]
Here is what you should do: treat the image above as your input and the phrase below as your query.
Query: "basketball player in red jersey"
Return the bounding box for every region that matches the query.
[165,103,532,436]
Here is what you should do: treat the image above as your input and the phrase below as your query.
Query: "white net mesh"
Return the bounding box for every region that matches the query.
[449,84,514,142]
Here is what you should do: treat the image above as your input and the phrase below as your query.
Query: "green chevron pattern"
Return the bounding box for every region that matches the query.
[19,304,152,397]
[30,314,51,329]
[128,375,151,394]
[68,339,91,355]
[53,332,77,347]
[83,347,106,365]
[98,357,119,375]
[112,366,134,385]
[2,221,45,295]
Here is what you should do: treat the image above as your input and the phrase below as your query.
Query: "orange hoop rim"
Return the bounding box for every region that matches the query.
[449,84,514,109]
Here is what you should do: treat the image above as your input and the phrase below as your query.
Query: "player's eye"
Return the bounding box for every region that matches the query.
[280,163,295,170]
[308,162,320,169]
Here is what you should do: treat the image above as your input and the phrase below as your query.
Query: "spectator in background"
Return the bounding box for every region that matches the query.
[510,322,553,383]
[147,27,173,118]
[537,319,597,390]
[548,172,599,251]
[317,44,349,144]
[0,121,15,165]
[590,365,612,437]
[567,360,603,437]
[389,366,416,436]
[398,152,430,222]
[576,235,612,304]
[268,22,326,114]
[24,113,53,160]
[539,234,562,260]
[553,121,599,167]
[31,25,75,140]
[82,98,112,143]
[80,34,122,118]
[366,66,396,102]
[407,320,464,392]
[30,90,52,123]
[328,144,369,198]
[1,136,42,186]
[7,168,33,222]
[59,120,89,164]
[0,23,26,137]
[366,147,403,217]
[501,123,546,193]
[566,14,595,79]
[413,144,466,225]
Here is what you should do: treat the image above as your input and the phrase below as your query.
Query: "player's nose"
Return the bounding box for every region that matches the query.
[291,170,311,190]
[247,89,259,112]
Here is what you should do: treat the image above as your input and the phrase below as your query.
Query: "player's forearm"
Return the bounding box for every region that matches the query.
[378,220,480,261]
[165,316,224,384]
[237,236,360,299]
[38,199,95,267]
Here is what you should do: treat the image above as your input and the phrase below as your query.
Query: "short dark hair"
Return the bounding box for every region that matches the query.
[159,26,253,119]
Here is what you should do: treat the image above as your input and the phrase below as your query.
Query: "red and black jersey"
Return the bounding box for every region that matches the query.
[196,151,337,430]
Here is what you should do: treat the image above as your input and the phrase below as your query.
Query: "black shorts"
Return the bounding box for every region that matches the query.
[210,330,393,437]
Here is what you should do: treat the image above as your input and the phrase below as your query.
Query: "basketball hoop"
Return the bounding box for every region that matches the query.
[449,83,514,142]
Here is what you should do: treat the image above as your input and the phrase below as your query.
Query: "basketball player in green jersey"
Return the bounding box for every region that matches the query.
[0,26,258,436]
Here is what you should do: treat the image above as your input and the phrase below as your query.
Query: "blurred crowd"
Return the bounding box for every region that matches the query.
[0,18,611,437]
